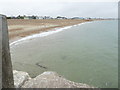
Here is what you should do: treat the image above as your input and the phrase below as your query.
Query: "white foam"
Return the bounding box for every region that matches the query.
[41,72,53,75]
[10,21,92,47]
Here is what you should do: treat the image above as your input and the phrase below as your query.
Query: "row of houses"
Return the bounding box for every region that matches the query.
[7,15,99,20]
[7,15,68,19]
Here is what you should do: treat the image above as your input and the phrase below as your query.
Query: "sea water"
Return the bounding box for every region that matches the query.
[10,20,118,88]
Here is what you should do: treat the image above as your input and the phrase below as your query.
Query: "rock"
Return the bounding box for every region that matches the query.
[13,70,31,88]
[22,71,95,88]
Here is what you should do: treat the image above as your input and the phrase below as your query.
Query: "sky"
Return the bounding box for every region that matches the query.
[0,0,118,18]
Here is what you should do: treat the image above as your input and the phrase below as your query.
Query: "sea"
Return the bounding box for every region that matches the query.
[10,20,118,88]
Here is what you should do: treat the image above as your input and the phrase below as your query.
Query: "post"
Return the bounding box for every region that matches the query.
[0,15,2,90]
[0,15,14,88]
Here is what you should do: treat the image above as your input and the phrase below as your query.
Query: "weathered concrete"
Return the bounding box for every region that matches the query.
[0,15,3,90]
[1,15,14,88]
[118,2,120,89]
[13,70,31,88]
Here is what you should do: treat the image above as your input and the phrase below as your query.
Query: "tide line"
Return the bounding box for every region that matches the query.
[10,21,92,47]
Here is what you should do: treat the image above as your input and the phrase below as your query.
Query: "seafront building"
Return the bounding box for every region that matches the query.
[6,15,106,20]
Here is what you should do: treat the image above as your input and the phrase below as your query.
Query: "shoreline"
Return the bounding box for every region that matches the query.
[8,19,91,42]
[10,20,93,46]
[9,19,117,88]
[10,20,95,88]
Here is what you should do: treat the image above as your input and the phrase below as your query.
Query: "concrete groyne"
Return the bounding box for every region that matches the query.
[0,15,14,88]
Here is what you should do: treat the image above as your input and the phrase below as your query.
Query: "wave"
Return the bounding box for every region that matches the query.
[10,21,92,47]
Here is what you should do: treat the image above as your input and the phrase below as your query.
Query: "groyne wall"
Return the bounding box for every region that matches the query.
[0,15,14,88]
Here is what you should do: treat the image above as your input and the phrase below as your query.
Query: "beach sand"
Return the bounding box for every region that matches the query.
[8,19,92,43]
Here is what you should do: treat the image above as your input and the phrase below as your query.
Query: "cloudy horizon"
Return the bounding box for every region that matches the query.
[0,0,118,18]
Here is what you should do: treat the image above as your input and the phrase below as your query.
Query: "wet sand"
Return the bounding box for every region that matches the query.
[8,19,92,42]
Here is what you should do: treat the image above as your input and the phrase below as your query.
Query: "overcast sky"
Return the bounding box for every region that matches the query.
[0,0,118,18]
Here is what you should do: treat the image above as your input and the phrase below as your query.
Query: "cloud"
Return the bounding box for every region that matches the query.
[0,1,118,18]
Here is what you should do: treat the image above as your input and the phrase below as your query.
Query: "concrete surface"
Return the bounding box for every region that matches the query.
[1,15,14,88]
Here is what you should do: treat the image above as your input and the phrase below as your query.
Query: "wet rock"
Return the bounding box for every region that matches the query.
[36,63,48,69]
[22,71,95,88]
[13,70,31,88]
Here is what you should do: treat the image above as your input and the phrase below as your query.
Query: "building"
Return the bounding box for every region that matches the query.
[56,16,67,19]
[71,17,84,20]
[23,16,37,19]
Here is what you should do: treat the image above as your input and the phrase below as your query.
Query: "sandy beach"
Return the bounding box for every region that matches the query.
[8,19,92,43]
[8,19,118,88]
